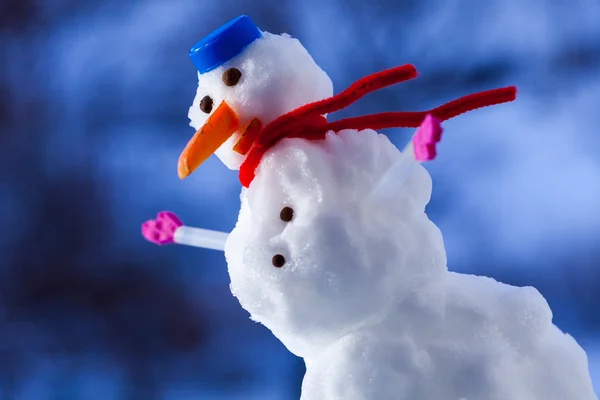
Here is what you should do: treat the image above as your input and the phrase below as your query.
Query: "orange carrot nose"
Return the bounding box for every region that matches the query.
[178,101,240,179]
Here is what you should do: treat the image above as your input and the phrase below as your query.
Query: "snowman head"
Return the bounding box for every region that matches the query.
[179,15,333,177]
[224,129,448,357]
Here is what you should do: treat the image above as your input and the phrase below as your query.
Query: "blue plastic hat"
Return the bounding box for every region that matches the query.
[189,15,262,74]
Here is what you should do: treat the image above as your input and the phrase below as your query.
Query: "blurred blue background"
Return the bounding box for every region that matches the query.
[1,0,599,398]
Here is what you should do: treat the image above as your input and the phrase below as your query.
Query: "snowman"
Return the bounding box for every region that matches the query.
[142,15,597,400]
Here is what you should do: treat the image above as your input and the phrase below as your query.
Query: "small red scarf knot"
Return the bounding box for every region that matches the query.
[239,64,517,188]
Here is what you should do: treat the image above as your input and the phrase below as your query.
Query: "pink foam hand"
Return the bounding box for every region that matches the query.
[413,114,443,161]
[142,211,183,245]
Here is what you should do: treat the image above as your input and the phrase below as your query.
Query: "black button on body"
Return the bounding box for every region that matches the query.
[272,254,286,268]
[280,207,294,222]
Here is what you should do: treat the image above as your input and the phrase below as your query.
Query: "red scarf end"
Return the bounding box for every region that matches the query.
[239,66,517,188]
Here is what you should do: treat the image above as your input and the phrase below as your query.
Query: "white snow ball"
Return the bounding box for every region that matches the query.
[335,272,597,400]
[225,129,447,357]
[188,31,334,170]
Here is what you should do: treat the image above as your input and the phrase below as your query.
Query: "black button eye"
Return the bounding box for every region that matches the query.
[200,95,213,114]
[280,207,294,222]
[222,68,242,86]
[272,254,286,268]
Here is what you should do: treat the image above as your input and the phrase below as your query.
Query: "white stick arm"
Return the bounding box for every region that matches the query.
[173,226,229,251]
[369,133,420,201]
[401,134,416,159]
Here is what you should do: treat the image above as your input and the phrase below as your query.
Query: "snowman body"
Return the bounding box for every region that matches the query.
[224,129,597,400]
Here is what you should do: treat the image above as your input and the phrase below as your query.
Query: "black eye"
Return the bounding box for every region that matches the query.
[222,68,242,86]
[200,95,213,114]
[272,254,286,268]
[280,206,294,222]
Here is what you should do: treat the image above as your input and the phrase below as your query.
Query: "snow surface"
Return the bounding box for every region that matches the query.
[225,129,597,400]
[188,32,333,170]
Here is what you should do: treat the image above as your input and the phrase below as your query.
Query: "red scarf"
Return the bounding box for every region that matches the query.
[239,64,517,188]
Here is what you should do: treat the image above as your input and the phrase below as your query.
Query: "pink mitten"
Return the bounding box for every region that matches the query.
[413,114,443,161]
[142,211,183,245]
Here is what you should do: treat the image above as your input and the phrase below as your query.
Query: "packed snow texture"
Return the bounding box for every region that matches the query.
[225,129,597,400]
[188,31,333,170]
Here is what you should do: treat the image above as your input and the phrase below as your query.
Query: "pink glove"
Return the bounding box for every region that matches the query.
[413,114,443,161]
[142,211,183,245]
